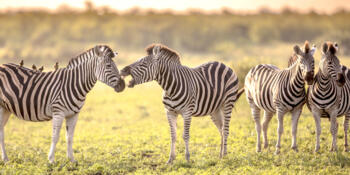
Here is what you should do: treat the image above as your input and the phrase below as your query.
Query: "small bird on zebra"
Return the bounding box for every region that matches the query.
[38,66,44,72]
[32,64,37,70]
[120,44,244,163]
[307,42,349,152]
[0,45,125,163]
[54,62,59,70]
[245,41,316,154]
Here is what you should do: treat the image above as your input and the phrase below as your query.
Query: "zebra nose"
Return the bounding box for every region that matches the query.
[115,78,125,92]
[337,73,346,87]
[305,72,314,85]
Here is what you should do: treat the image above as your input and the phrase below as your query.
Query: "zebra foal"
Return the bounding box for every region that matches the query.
[120,44,243,163]
[0,45,125,163]
[245,41,315,154]
[307,42,349,152]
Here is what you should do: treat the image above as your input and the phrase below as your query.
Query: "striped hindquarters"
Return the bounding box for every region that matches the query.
[191,62,240,116]
[0,64,62,121]
[245,64,305,112]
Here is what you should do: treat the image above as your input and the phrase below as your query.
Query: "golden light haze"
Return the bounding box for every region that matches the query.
[1,0,350,13]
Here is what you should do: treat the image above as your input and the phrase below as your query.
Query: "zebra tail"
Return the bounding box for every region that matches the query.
[236,88,245,101]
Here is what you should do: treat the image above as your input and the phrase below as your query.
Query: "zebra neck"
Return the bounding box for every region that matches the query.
[316,69,334,90]
[289,62,305,92]
[157,64,186,97]
[64,58,98,96]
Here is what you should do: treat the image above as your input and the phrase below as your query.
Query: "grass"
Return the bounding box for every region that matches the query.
[0,80,350,174]
[1,48,350,174]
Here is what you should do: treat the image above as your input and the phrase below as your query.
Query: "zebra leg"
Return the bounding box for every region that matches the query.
[311,107,322,152]
[344,115,350,152]
[329,112,339,152]
[0,108,10,162]
[182,113,192,162]
[221,104,233,157]
[291,107,302,152]
[48,113,64,163]
[210,109,224,156]
[275,109,286,155]
[262,111,273,149]
[249,102,261,152]
[166,110,178,164]
[66,114,78,162]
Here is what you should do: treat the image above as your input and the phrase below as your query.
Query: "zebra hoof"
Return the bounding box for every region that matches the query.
[69,158,77,163]
[291,146,298,152]
[166,156,175,164]
[2,157,9,163]
[330,147,338,152]
[274,149,280,155]
[256,147,261,153]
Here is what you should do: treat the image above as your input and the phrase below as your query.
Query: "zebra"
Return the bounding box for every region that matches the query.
[120,44,244,163]
[307,42,348,152]
[244,41,316,154]
[0,45,125,163]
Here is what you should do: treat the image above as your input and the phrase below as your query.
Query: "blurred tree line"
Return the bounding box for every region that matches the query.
[0,2,349,65]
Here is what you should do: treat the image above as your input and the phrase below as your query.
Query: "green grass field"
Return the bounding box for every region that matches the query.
[1,79,350,174]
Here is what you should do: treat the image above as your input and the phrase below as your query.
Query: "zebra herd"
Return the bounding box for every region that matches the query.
[0,41,348,164]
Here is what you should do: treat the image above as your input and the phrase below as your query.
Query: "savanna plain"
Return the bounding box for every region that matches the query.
[1,52,350,174]
[1,8,350,174]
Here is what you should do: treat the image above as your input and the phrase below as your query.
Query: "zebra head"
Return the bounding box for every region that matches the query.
[293,41,316,85]
[320,42,345,87]
[120,44,179,88]
[94,45,125,92]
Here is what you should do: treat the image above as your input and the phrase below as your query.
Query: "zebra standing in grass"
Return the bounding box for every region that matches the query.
[307,42,349,152]
[120,44,244,163]
[0,45,125,163]
[245,41,315,154]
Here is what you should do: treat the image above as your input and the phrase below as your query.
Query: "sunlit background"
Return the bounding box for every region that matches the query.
[1,1,350,174]
[0,0,349,77]
[2,0,350,13]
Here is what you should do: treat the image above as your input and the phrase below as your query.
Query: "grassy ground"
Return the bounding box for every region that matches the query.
[0,80,350,174]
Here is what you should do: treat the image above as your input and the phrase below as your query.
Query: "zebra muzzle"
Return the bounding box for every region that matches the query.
[304,72,314,85]
[128,78,135,88]
[115,78,125,92]
[337,73,346,87]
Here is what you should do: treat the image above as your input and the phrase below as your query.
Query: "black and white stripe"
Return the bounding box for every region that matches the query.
[245,41,315,154]
[0,45,125,163]
[307,42,348,152]
[121,44,243,163]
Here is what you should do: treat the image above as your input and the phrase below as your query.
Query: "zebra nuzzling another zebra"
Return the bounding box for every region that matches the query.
[0,45,125,163]
[307,42,350,152]
[245,41,316,154]
[120,44,244,163]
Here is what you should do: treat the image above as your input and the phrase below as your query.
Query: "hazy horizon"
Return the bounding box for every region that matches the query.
[1,0,350,14]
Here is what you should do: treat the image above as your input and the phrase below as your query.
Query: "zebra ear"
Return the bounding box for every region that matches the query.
[322,42,328,54]
[294,45,303,56]
[304,40,310,54]
[334,42,339,51]
[153,45,161,57]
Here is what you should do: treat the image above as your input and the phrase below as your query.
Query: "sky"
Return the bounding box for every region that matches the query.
[1,0,350,13]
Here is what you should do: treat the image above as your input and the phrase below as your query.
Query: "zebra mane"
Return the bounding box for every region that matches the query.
[66,45,114,68]
[146,44,180,62]
[67,47,95,68]
[287,54,299,67]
